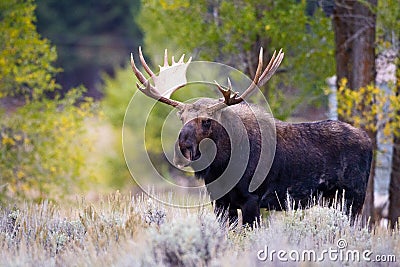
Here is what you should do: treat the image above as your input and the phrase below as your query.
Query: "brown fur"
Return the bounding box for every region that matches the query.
[174,99,373,226]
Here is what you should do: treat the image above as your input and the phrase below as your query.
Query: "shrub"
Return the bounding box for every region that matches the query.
[337,78,400,137]
[146,212,228,266]
[0,88,97,202]
[0,0,59,99]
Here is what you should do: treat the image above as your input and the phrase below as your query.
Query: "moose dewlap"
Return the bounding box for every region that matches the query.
[130,47,373,226]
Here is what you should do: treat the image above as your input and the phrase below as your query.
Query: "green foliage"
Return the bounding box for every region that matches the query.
[376,0,400,50]
[0,88,97,202]
[100,67,135,187]
[138,0,335,118]
[101,67,134,129]
[0,0,59,99]
[0,0,98,202]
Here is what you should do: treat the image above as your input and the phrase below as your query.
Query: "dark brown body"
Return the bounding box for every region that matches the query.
[177,101,373,226]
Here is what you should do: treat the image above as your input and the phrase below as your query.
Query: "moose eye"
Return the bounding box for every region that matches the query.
[202,118,212,129]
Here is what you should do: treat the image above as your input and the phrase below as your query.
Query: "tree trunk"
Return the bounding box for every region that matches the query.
[389,136,400,228]
[389,57,400,228]
[333,0,377,91]
[332,0,377,224]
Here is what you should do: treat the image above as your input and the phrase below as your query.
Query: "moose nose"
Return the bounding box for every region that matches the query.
[173,141,191,168]
[179,142,198,161]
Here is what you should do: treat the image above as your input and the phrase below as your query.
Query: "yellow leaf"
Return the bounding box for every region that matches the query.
[2,136,15,146]
[383,123,391,137]
[16,170,25,179]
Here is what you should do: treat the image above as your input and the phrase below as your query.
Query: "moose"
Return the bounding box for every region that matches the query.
[130,47,373,226]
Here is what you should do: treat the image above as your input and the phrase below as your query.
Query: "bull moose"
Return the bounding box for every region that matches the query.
[130,47,373,226]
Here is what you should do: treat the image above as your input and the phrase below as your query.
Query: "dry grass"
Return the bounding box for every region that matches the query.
[0,192,399,267]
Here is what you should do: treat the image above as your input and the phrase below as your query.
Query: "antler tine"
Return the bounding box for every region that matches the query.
[227,77,233,91]
[171,53,192,65]
[209,47,284,112]
[163,49,169,67]
[253,47,264,85]
[208,78,241,112]
[240,48,265,100]
[242,48,284,99]
[138,46,155,77]
[215,80,234,102]
[178,54,185,63]
[135,81,159,98]
[130,48,185,109]
[207,81,229,112]
[136,81,183,108]
[260,49,277,81]
[258,49,284,87]
[130,53,148,84]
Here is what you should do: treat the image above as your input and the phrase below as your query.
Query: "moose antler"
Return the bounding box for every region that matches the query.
[209,48,284,112]
[130,47,190,109]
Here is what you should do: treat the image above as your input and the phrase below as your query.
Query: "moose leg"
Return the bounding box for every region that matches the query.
[226,208,238,228]
[214,198,238,227]
[241,195,260,227]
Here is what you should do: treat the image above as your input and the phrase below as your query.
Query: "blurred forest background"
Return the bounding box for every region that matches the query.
[0,0,399,224]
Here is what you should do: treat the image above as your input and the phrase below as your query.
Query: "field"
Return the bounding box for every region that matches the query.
[0,192,399,267]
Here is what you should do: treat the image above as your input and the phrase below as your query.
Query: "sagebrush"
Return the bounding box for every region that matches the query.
[0,192,399,266]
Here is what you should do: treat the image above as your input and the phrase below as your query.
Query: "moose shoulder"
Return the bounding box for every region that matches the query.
[130,47,373,226]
